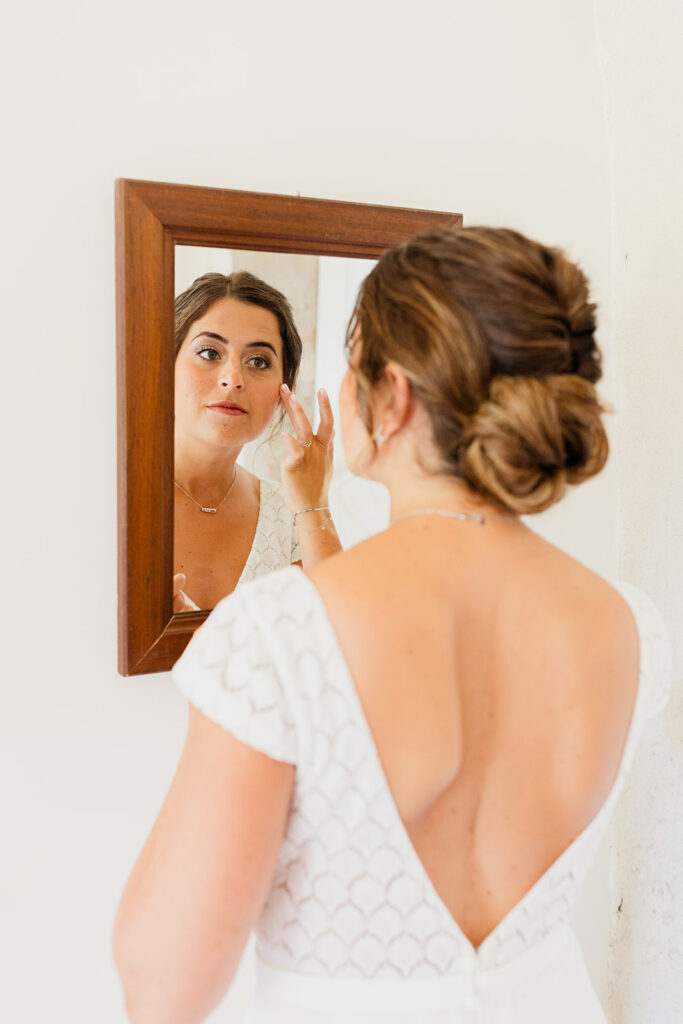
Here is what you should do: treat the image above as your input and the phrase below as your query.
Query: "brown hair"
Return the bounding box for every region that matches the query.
[347,226,608,515]
[175,270,302,390]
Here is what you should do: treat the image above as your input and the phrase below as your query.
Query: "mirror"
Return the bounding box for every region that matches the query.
[173,246,378,613]
[116,179,462,674]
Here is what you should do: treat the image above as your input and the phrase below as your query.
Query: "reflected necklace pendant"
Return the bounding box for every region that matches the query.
[174,468,237,513]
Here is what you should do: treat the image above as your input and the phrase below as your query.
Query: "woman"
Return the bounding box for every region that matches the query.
[114,229,671,1023]
[173,270,341,612]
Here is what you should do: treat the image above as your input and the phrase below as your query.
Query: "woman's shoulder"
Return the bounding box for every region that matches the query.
[309,535,673,718]
[207,564,309,621]
[257,475,286,504]
[305,526,394,587]
[172,567,318,763]
[236,467,287,509]
[187,566,324,663]
[503,549,673,728]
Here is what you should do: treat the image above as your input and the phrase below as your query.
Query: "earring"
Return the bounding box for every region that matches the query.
[375,426,386,448]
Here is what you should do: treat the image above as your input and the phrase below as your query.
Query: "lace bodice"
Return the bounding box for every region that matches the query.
[235,479,300,587]
[172,567,671,982]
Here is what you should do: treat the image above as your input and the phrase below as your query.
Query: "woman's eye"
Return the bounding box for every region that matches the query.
[197,347,220,361]
[248,355,272,370]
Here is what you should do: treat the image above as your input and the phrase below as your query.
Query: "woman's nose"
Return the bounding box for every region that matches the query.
[219,358,244,390]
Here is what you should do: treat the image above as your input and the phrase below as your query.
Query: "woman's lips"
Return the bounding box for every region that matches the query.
[208,403,247,416]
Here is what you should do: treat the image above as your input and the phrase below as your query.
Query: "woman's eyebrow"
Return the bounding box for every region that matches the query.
[191,331,279,357]
[191,331,228,344]
[246,341,279,356]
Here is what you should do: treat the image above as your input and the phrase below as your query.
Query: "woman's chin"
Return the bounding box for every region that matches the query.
[177,414,276,452]
[207,423,269,448]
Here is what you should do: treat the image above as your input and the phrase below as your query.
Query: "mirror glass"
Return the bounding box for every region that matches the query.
[173,245,389,611]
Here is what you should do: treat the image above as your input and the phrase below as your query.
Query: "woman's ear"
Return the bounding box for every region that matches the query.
[373,362,412,442]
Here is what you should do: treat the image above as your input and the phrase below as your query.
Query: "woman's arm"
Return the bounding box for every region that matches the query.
[279,384,343,567]
[113,705,295,1024]
[294,504,342,566]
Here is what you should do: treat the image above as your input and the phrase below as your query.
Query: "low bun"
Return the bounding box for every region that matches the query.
[456,375,609,515]
[348,226,610,515]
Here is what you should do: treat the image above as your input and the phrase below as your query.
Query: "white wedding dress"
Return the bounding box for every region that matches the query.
[173,566,671,1023]
[235,480,301,585]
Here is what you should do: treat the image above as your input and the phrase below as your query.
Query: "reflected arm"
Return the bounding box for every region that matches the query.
[280,385,343,565]
[295,507,343,567]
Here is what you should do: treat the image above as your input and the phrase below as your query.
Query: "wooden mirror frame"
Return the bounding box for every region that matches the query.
[116,178,462,675]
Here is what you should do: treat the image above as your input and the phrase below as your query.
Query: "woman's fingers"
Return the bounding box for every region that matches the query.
[280,432,307,472]
[173,573,200,613]
[281,383,335,448]
[175,590,199,613]
[278,391,334,515]
[280,384,312,445]
[174,587,192,614]
[316,388,334,446]
[173,573,188,614]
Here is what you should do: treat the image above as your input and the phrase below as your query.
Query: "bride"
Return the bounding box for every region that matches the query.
[115,228,670,1023]
[172,270,341,611]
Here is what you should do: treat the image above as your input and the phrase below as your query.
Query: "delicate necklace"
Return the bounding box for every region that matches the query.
[390,507,516,527]
[174,467,237,514]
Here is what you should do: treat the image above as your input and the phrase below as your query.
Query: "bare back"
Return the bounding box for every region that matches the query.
[307,519,640,948]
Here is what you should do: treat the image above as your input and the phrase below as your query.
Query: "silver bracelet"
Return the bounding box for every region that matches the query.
[304,515,333,536]
[293,505,330,521]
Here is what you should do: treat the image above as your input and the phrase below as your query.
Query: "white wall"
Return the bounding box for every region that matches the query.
[595,0,683,1019]
[1,1,678,1021]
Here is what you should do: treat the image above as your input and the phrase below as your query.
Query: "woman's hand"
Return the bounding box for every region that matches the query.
[279,385,335,515]
[173,573,200,614]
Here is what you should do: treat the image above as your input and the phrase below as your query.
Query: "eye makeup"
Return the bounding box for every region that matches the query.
[195,345,221,361]
[247,354,273,370]
[192,345,274,370]
[189,331,280,366]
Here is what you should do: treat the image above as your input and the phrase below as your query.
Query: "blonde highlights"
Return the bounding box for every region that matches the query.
[348,227,608,515]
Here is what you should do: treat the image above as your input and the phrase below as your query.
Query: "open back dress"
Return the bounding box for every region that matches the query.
[173,565,671,1023]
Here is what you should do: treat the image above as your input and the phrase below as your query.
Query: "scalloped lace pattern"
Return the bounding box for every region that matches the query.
[237,480,300,588]
[173,567,671,980]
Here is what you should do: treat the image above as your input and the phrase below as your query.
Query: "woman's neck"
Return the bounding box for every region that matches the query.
[174,433,242,506]
[386,468,515,526]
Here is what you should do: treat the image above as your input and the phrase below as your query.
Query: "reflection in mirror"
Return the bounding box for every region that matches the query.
[173,246,388,612]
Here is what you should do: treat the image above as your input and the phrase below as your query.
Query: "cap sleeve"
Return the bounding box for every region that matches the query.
[636,590,673,719]
[615,580,673,721]
[172,586,299,764]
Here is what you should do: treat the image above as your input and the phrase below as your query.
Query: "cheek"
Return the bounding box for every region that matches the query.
[339,371,353,433]
[174,362,206,414]
[251,375,283,421]
[339,370,369,451]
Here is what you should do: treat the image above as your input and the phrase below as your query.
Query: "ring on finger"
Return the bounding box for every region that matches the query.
[297,439,313,448]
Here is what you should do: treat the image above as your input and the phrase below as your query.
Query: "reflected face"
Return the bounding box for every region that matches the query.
[175,297,284,448]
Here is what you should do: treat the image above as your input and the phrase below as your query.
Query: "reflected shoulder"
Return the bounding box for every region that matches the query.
[238,465,262,500]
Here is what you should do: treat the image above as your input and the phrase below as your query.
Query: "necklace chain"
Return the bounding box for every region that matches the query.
[390,507,516,527]
[174,468,238,514]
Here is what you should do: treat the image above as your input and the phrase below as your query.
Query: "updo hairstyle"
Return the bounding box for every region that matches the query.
[347,227,609,515]
[175,270,302,390]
